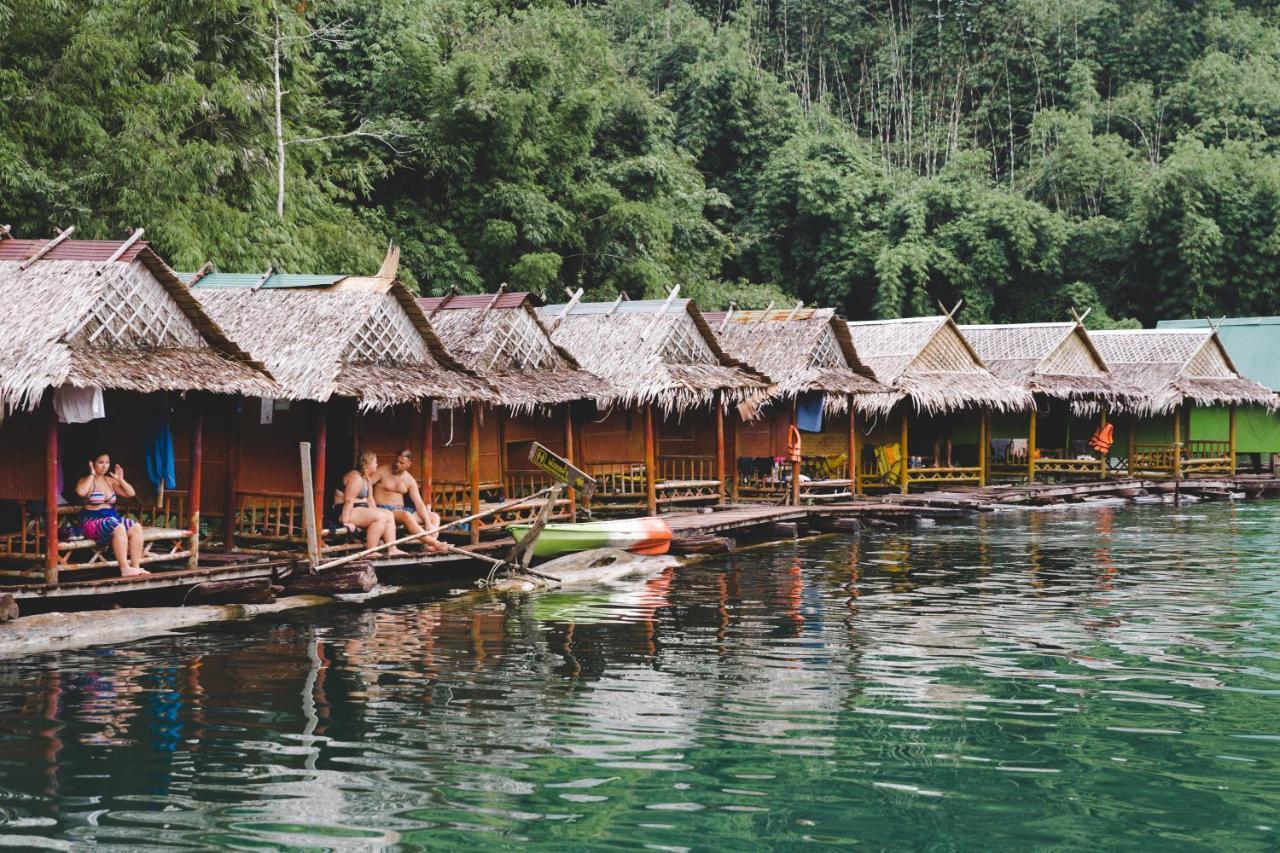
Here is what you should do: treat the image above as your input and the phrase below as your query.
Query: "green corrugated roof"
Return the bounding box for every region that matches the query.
[179,272,345,289]
[1157,316,1280,391]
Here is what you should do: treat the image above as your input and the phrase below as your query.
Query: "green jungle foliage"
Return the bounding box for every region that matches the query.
[3,0,1279,325]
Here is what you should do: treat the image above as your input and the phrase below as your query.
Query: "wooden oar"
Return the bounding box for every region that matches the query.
[312,487,557,574]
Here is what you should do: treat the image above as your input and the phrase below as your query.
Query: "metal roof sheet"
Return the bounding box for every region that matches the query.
[541,298,691,316]
[418,292,533,311]
[1157,317,1280,390]
[182,272,345,289]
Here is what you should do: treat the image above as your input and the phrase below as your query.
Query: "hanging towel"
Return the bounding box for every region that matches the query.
[990,438,1013,463]
[53,386,104,424]
[146,398,177,491]
[796,392,824,433]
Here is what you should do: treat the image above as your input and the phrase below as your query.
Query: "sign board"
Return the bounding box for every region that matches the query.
[528,442,597,499]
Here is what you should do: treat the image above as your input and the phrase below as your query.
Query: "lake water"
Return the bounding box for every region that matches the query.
[0,501,1277,850]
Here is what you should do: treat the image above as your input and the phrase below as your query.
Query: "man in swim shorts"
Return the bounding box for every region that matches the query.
[371,449,447,554]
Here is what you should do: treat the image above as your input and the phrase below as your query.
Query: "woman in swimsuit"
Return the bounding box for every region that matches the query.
[337,452,405,556]
[74,453,149,577]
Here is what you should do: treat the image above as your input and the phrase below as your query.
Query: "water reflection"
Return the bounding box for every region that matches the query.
[0,502,1276,848]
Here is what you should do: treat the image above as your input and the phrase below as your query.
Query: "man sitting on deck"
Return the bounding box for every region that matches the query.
[372,449,448,554]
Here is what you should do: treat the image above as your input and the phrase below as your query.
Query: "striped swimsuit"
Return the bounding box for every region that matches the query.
[81,481,135,543]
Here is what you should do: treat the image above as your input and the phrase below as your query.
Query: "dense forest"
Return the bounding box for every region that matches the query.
[3,0,1279,325]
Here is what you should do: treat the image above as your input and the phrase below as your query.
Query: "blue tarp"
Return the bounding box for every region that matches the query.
[797,392,824,432]
[146,399,177,491]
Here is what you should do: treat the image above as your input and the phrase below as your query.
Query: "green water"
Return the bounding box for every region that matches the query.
[0,502,1277,850]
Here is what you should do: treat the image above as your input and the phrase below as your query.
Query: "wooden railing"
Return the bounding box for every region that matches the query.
[736,456,852,502]
[1129,441,1232,476]
[656,455,718,484]
[234,490,306,544]
[0,491,192,569]
[585,462,648,505]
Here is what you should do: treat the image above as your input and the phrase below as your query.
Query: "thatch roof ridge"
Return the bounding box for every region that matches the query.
[705,308,901,416]
[413,296,614,411]
[192,286,492,409]
[847,315,1032,413]
[538,299,772,412]
[1091,328,1278,414]
[0,238,278,414]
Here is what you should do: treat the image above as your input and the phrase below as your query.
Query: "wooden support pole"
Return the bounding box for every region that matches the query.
[848,398,861,497]
[644,404,658,516]
[1172,404,1183,480]
[1099,410,1109,479]
[790,399,801,507]
[978,408,988,487]
[422,402,434,506]
[469,405,482,545]
[564,404,577,520]
[1027,409,1038,484]
[300,441,319,570]
[1127,414,1136,477]
[224,402,241,549]
[730,406,740,503]
[715,395,726,506]
[186,400,204,569]
[1228,404,1237,476]
[313,402,328,545]
[44,395,59,586]
[899,408,909,495]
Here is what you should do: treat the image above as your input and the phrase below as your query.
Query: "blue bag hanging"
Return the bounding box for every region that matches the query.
[146,396,178,492]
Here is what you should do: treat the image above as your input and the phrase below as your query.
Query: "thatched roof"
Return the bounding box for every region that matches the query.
[846,316,1033,414]
[1091,328,1278,415]
[961,321,1138,414]
[191,278,492,410]
[0,237,277,414]
[417,292,612,413]
[537,298,772,412]
[703,307,901,416]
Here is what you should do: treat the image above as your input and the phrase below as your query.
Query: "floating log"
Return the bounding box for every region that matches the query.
[283,561,377,596]
[669,534,734,555]
[184,578,278,606]
[761,522,800,539]
[811,516,864,533]
[0,594,16,623]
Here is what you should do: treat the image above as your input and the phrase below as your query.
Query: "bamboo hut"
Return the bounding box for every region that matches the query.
[538,293,772,514]
[704,306,900,503]
[1157,317,1280,473]
[961,321,1136,482]
[846,315,1033,492]
[0,231,276,583]
[1091,328,1277,477]
[188,262,492,553]
[417,290,613,540]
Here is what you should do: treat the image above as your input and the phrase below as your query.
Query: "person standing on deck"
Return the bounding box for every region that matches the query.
[372,449,448,554]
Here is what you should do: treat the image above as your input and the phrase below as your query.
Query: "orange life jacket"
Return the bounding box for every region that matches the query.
[1088,422,1114,453]
[786,425,803,463]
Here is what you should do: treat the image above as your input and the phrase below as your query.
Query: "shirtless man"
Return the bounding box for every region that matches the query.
[371,449,448,554]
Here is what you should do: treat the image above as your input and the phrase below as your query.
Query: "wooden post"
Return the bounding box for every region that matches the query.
[1172,404,1183,480]
[469,404,481,545]
[644,404,658,516]
[187,400,204,569]
[299,441,319,570]
[790,399,801,507]
[1098,410,1109,479]
[313,402,328,545]
[1228,404,1237,476]
[1127,414,1136,477]
[422,402,434,507]
[899,408,909,495]
[978,408,988,487]
[730,406,740,503]
[714,395,726,506]
[44,395,59,586]
[563,404,577,521]
[848,398,861,497]
[223,402,241,549]
[1027,409,1038,483]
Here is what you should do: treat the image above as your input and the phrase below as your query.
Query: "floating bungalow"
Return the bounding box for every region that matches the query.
[538,293,772,514]
[1156,317,1280,473]
[1091,328,1277,477]
[416,289,613,540]
[0,230,277,587]
[703,307,899,503]
[960,321,1135,482]
[845,315,1033,492]
[187,257,492,554]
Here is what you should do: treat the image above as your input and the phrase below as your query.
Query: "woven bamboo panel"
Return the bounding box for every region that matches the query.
[346,295,430,364]
[662,316,716,365]
[912,323,982,373]
[1042,331,1105,376]
[488,307,556,370]
[73,263,204,349]
[809,326,845,368]
[1185,339,1235,378]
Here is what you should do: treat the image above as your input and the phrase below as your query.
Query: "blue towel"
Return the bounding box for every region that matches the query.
[146,399,177,491]
[796,392,824,433]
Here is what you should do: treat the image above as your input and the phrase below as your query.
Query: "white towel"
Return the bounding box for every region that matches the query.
[53,385,104,424]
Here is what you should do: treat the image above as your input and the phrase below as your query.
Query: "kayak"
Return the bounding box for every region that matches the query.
[509,517,673,558]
